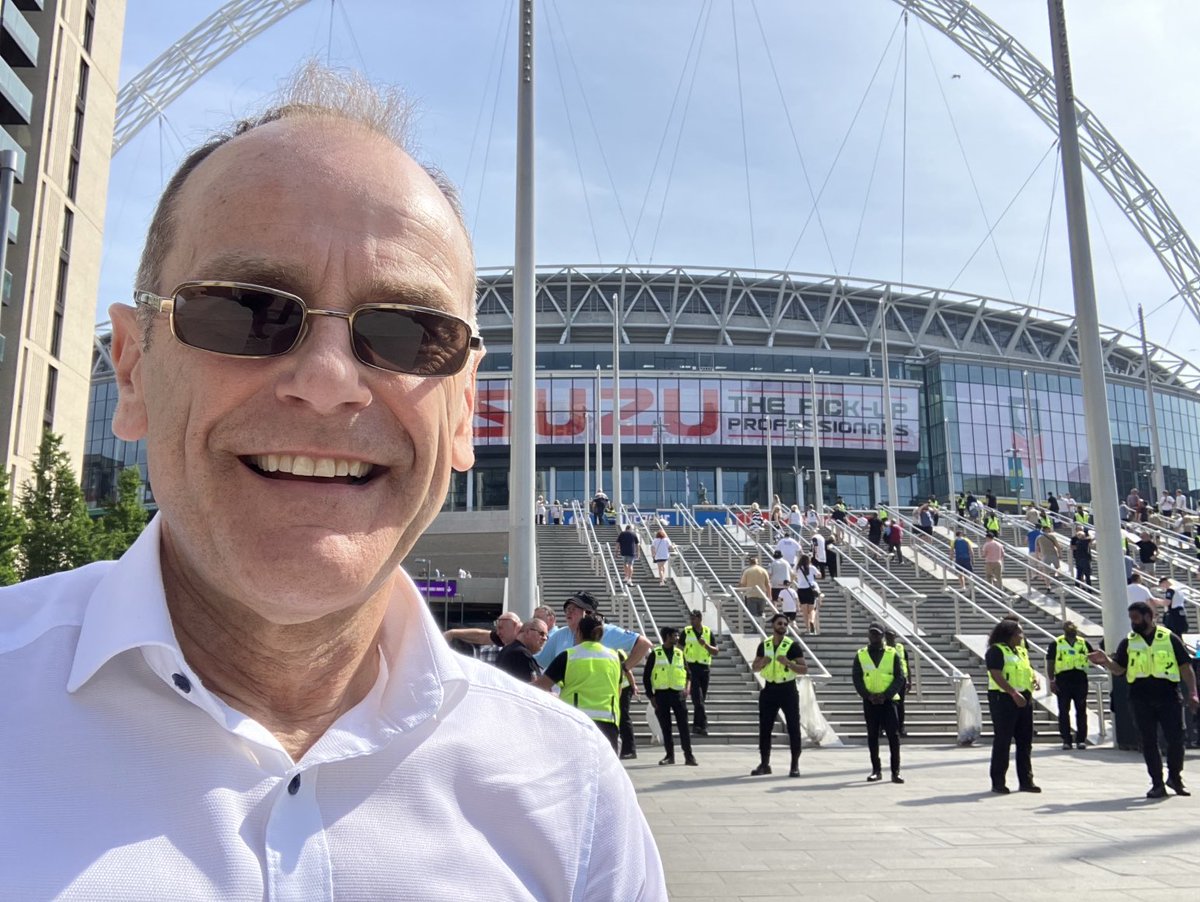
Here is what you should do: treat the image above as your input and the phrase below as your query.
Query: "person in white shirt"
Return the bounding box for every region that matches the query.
[1062,493,1076,517]
[788,504,803,529]
[1161,492,1175,515]
[776,533,801,568]
[1159,577,1190,637]
[536,494,548,525]
[1175,490,1189,513]
[767,550,794,603]
[0,67,665,901]
[805,505,820,528]
[550,498,564,525]
[651,529,674,585]
[1127,572,1155,608]
[811,531,828,578]
[777,579,800,622]
[793,555,823,634]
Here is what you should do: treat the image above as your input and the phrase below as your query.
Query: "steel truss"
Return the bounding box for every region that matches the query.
[473,265,1200,391]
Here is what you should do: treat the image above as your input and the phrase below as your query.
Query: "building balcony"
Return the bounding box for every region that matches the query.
[0,126,26,182]
[11,1,43,12]
[0,57,31,125]
[6,206,17,244]
[1,3,38,69]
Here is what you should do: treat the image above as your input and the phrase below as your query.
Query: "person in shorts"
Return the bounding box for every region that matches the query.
[616,524,639,584]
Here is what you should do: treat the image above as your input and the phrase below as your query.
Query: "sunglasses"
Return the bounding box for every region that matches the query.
[134,281,483,377]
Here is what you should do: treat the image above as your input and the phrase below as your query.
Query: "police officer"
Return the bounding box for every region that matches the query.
[854,624,905,783]
[644,627,698,766]
[683,610,718,736]
[986,619,1041,793]
[1090,601,1200,797]
[536,614,631,753]
[750,613,807,777]
[1046,620,1093,750]
[885,628,911,737]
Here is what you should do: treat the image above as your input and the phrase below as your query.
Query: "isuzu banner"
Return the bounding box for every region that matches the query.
[474,376,920,451]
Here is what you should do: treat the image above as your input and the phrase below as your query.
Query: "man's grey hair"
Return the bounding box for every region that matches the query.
[135,61,474,338]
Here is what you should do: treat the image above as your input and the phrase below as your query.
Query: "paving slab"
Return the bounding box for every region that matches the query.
[626,743,1200,900]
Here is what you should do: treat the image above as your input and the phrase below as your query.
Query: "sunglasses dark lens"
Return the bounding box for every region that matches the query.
[173,285,304,357]
[352,308,471,376]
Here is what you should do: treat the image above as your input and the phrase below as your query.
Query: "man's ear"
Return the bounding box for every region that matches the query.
[450,354,480,472]
[109,304,149,441]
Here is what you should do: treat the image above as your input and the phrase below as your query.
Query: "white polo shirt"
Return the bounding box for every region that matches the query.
[0,516,665,901]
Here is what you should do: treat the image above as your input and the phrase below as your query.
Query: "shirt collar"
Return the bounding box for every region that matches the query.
[67,514,469,749]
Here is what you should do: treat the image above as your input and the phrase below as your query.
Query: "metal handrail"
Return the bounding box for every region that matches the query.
[632,583,661,645]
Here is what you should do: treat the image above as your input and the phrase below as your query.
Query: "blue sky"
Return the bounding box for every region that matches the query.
[101,0,1200,358]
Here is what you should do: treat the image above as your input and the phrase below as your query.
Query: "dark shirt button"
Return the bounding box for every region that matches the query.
[288,774,301,795]
[171,673,192,693]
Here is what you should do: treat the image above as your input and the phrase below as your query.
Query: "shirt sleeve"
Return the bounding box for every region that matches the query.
[1170,632,1191,668]
[786,643,804,661]
[535,627,568,668]
[985,645,1004,672]
[1112,638,1130,670]
[603,625,640,654]
[754,641,766,658]
[642,657,655,697]
[580,733,668,900]
[851,653,867,699]
[543,651,570,685]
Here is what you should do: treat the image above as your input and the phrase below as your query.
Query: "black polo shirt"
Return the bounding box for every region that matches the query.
[1112,629,1191,702]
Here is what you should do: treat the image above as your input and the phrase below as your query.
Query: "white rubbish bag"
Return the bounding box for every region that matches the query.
[645,703,664,746]
[798,676,842,747]
[956,676,983,746]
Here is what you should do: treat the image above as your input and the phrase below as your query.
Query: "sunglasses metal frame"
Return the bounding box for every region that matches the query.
[133,280,484,377]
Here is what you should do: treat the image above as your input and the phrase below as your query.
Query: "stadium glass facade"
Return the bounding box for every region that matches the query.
[84,267,1200,514]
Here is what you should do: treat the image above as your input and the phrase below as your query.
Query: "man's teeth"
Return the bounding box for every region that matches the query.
[252,454,373,479]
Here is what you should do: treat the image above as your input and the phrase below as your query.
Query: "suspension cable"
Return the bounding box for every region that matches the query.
[326,0,335,66]
[947,139,1059,291]
[461,0,514,206]
[748,0,837,275]
[731,0,757,268]
[1084,178,1137,326]
[900,9,908,285]
[916,18,1016,300]
[542,4,603,261]
[650,0,715,262]
[469,1,516,242]
[1027,143,1060,307]
[783,12,904,271]
[625,0,710,263]
[336,0,369,74]
[848,38,905,275]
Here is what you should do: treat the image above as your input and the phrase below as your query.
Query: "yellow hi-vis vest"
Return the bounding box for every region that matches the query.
[892,642,909,678]
[650,645,688,691]
[683,625,713,665]
[1126,626,1180,684]
[985,515,1000,533]
[562,641,622,724]
[857,646,898,695]
[761,636,797,684]
[988,643,1034,692]
[1054,635,1089,674]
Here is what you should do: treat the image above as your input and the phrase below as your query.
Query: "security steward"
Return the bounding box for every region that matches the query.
[535,613,632,754]
[832,498,849,523]
[854,624,905,783]
[1046,621,1093,750]
[683,610,719,736]
[1090,600,1200,797]
[644,627,698,766]
[983,511,1001,535]
[750,613,807,777]
[986,619,1041,793]
[885,628,911,737]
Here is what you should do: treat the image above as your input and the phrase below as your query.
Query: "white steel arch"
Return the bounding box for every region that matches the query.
[114,0,1200,329]
[112,0,314,154]
[890,0,1200,330]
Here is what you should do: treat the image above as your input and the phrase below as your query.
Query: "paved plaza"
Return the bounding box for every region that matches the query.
[628,743,1200,901]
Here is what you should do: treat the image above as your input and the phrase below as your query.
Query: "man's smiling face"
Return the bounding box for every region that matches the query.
[109,117,479,623]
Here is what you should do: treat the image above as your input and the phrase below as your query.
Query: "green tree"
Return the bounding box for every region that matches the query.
[19,431,98,580]
[0,478,24,586]
[95,465,149,559]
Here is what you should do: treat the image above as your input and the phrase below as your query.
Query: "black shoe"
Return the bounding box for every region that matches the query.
[899,729,909,737]
[619,752,637,760]
[991,784,1011,794]
[658,756,675,766]
[684,756,699,767]
[891,774,905,784]
[750,763,772,776]
[788,765,800,778]
[867,771,883,782]
[1018,784,1042,793]
[1166,777,1191,797]
[1076,741,1088,750]
[1061,741,1073,751]
[693,727,708,737]
[1147,784,1168,799]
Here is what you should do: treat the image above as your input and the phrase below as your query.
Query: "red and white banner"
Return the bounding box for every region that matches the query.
[474,376,920,451]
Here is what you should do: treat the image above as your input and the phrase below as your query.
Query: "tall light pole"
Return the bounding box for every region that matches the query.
[655,418,668,509]
[507,0,537,620]
[879,294,900,508]
[595,366,603,495]
[611,292,623,523]
[1047,0,1131,745]
[765,418,774,510]
[1022,371,1042,505]
[943,416,955,504]
[1138,304,1166,501]
[810,369,826,516]
[582,409,590,504]
[790,421,803,509]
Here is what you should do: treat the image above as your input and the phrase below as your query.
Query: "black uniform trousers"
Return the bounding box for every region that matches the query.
[618,685,636,756]
[594,720,619,753]
[988,690,1034,788]
[863,699,901,775]
[687,662,710,731]
[1131,689,1185,785]
[758,681,802,764]
[653,689,693,759]
[1164,607,1189,638]
[1053,672,1088,743]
